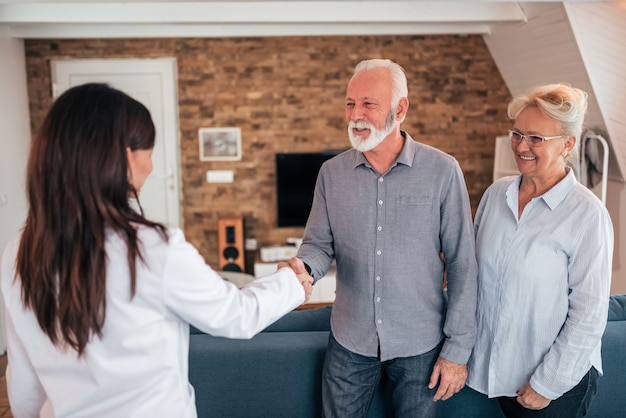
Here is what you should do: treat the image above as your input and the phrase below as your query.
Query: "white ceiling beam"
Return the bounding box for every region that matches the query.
[7,22,495,39]
[0,2,526,24]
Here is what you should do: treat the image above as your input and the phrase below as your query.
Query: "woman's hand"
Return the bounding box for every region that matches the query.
[516,382,551,410]
[297,273,313,302]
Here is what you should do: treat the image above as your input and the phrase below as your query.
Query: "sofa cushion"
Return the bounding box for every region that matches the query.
[608,294,626,321]
[189,331,330,418]
[586,318,626,417]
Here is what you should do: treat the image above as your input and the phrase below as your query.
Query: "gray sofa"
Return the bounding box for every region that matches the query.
[188,294,626,417]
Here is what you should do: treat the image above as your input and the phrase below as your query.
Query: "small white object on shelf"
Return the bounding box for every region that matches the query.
[260,246,299,262]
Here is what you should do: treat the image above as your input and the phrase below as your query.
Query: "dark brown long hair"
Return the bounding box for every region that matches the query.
[16,83,167,355]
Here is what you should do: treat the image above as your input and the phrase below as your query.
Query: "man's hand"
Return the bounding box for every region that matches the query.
[516,382,551,410]
[428,357,467,401]
[278,258,313,303]
[280,257,308,275]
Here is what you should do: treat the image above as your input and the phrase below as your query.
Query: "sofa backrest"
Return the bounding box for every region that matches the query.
[263,306,332,332]
[608,294,626,321]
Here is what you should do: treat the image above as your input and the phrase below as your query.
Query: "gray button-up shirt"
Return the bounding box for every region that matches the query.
[297,132,477,363]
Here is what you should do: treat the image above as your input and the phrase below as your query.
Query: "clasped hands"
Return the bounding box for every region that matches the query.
[277,257,314,303]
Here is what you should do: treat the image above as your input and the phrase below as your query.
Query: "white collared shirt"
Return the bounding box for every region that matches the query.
[467,169,613,400]
[2,226,304,418]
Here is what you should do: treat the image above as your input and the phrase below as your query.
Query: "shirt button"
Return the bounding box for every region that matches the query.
[377,226,382,231]
[376,250,381,255]
[378,200,383,205]
[376,276,381,281]
[379,177,384,182]
[377,319,382,324]
[376,297,381,302]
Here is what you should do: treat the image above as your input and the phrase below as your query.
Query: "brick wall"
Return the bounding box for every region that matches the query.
[24,35,512,272]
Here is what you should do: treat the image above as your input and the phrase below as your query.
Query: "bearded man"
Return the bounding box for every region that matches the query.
[284,59,478,418]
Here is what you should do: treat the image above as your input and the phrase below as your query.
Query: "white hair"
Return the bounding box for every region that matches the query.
[353,59,408,122]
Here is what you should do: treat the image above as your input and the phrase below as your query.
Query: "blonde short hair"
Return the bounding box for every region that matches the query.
[507,83,588,141]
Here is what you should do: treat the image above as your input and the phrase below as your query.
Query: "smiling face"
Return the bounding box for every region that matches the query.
[511,106,574,182]
[345,68,398,152]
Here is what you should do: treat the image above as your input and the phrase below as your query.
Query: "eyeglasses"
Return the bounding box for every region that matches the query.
[508,130,564,147]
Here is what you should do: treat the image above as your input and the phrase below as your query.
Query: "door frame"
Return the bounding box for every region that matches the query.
[50,57,183,228]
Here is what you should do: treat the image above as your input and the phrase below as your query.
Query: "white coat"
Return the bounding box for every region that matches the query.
[1,226,305,418]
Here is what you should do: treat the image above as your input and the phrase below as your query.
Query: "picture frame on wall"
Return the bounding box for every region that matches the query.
[198,127,242,161]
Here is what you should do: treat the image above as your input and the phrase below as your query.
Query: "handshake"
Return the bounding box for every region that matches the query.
[277,257,314,303]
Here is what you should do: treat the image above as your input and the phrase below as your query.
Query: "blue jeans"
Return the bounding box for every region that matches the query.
[497,367,599,418]
[321,333,440,418]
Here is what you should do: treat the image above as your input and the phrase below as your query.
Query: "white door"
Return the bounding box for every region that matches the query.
[50,58,182,228]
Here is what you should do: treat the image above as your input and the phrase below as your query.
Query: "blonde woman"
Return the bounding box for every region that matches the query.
[467,84,613,418]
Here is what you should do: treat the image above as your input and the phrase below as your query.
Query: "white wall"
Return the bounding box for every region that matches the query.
[0,26,31,352]
[566,1,626,182]
[607,179,626,294]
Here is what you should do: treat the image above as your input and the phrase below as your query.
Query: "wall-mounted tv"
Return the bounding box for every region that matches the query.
[275,151,342,228]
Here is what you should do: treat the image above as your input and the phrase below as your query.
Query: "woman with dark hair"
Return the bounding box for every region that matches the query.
[1,83,312,417]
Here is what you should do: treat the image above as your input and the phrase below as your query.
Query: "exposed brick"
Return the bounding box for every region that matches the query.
[24,35,512,272]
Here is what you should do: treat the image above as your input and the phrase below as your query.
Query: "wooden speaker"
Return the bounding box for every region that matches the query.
[217,217,245,272]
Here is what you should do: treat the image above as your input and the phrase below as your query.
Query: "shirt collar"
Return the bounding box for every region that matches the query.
[352,131,414,169]
[396,131,415,167]
[541,167,577,210]
[506,167,577,211]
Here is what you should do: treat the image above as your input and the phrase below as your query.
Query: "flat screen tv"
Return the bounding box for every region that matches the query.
[275,151,342,228]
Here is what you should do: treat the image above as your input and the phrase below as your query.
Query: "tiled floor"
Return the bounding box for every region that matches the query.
[0,355,12,417]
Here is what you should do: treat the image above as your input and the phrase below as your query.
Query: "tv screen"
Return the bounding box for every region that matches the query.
[275,151,341,228]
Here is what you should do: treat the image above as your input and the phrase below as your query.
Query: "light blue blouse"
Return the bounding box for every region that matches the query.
[466,168,613,400]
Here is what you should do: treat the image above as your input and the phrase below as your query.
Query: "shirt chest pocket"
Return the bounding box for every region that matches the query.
[392,195,434,243]
[398,196,432,205]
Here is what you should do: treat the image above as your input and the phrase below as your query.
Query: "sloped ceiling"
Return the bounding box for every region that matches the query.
[0,0,623,180]
[566,1,626,181]
[484,1,625,181]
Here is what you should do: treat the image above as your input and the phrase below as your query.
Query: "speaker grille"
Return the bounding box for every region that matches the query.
[223,263,242,272]
[223,246,239,260]
[217,217,245,272]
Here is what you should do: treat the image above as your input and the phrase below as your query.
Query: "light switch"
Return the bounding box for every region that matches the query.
[206,170,234,183]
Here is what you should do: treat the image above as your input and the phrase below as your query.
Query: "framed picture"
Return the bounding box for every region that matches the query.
[198,127,242,161]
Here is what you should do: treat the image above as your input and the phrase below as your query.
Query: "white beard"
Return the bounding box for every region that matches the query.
[348,111,396,152]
